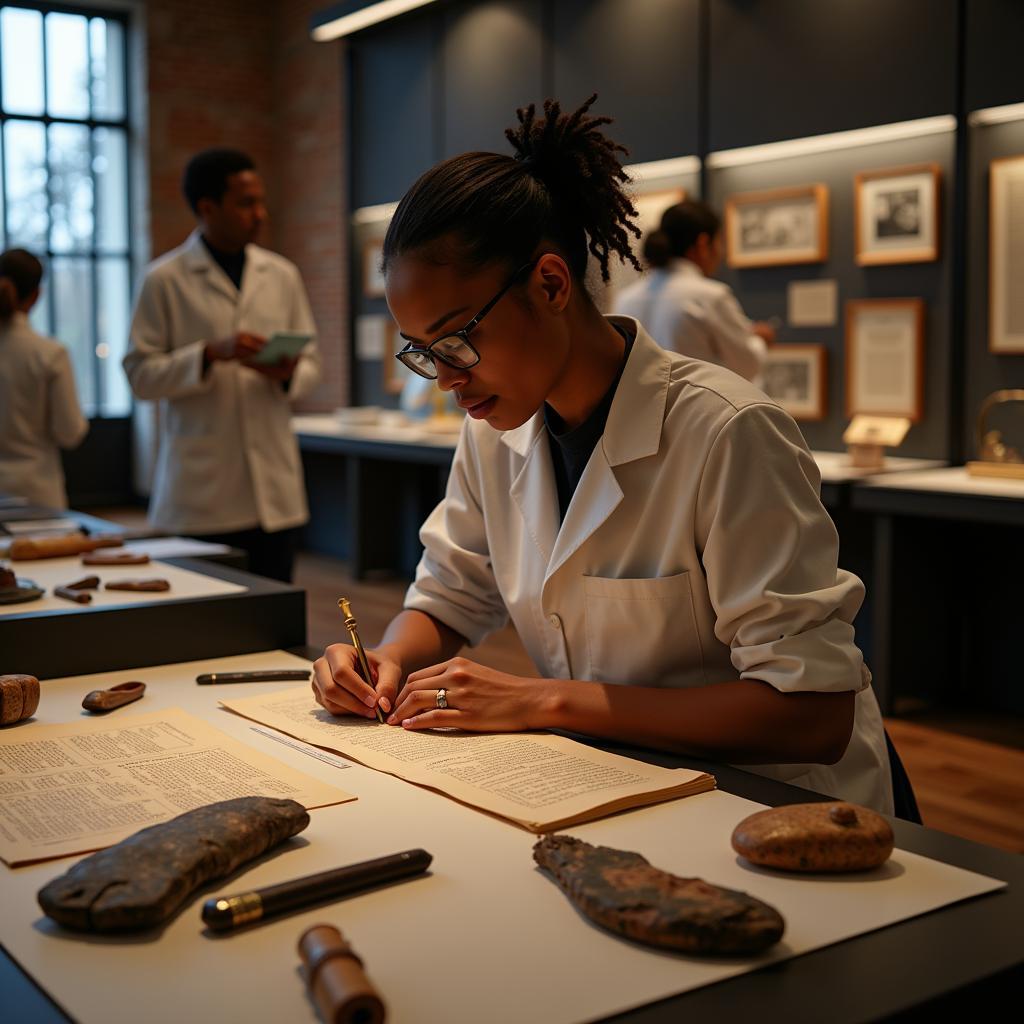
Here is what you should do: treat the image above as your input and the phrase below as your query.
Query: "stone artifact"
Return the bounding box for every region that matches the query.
[533,834,784,955]
[731,802,894,873]
[9,535,123,560]
[0,565,16,589]
[37,796,310,932]
[299,924,386,1024]
[82,551,150,566]
[0,674,41,725]
[104,578,171,592]
[82,681,146,713]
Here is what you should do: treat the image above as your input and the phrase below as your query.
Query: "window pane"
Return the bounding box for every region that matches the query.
[51,256,96,414]
[28,257,51,335]
[4,121,48,249]
[1,8,44,116]
[97,258,130,415]
[90,18,125,120]
[46,12,90,119]
[49,123,94,253]
[95,127,127,252]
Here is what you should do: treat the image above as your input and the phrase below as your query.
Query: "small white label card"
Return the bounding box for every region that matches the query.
[788,279,838,327]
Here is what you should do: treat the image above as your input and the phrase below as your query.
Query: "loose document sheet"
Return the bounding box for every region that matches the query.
[221,687,714,831]
[0,708,354,866]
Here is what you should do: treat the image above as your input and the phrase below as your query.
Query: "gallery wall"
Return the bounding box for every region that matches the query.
[329,0,1024,461]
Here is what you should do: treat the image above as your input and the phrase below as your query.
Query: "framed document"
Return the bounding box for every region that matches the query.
[854,163,941,265]
[845,299,924,421]
[761,344,827,421]
[990,155,1024,353]
[362,238,386,298]
[725,184,829,268]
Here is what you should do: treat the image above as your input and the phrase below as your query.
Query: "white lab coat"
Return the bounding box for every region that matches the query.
[406,318,893,813]
[124,230,321,534]
[614,258,767,381]
[0,312,88,508]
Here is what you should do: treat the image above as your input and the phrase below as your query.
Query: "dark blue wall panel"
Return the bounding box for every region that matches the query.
[965,0,1024,113]
[552,0,701,163]
[709,0,958,152]
[442,0,545,157]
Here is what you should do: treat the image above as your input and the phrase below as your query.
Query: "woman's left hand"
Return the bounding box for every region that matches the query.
[388,657,549,732]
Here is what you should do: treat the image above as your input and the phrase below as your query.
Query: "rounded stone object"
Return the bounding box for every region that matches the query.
[0,674,40,725]
[731,801,894,873]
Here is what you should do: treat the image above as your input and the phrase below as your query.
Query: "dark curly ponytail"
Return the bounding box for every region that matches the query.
[382,95,641,287]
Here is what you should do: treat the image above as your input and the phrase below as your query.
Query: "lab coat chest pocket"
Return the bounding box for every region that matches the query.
[582,571,705,688]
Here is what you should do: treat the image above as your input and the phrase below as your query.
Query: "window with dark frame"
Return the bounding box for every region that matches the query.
[0,2,132,417]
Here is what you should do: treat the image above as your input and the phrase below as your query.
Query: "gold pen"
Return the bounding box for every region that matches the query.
[338,597,385,723]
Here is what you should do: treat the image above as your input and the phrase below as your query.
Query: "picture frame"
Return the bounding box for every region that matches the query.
[760,344,828,421]
[362,238,386,299]
[854,163,941,266]
[599,186,686,311]
[380,318,407,395]
[989,154,1024,353]
[724,184,829,268]
[845,298,924,422]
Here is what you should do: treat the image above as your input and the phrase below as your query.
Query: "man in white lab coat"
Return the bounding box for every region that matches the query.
[614,200,775,382]
[124,149,321,581]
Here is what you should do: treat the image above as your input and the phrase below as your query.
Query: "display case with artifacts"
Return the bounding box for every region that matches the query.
[966,389,1024,480]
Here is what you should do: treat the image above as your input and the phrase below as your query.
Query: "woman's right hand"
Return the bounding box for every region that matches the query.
[312,643,403,719]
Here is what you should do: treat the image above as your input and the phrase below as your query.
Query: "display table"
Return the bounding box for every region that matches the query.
[1,559,305,680]
[810,452,947,510]
[2,651,1018,1024]
[294,415,458,577]
[851,468,1024,714]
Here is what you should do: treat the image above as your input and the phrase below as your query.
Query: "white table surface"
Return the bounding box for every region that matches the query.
[810,451,948,483]
[0,652,1004,1024]
[292,413,461,448]
[857,465,1024,499]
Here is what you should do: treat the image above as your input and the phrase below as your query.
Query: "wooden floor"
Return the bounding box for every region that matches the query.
[89,508,1024,854]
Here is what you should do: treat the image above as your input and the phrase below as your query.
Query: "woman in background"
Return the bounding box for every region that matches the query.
[614,199,775,382]
[0,249,88,508]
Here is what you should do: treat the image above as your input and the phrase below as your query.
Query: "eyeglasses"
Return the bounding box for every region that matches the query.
[395,259,537,380]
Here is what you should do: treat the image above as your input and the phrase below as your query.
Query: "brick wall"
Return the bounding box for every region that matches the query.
[145,0,347,410]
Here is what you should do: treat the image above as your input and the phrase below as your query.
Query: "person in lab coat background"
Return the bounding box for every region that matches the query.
[123,149,321,582]
[311,97,898,815]
[614,199,776,382]
[0,248,88,508]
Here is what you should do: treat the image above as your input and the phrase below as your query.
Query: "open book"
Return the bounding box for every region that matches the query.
[221,688,715,832]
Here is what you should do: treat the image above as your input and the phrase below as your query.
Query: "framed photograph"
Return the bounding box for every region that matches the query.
[990,155,1024,353]
[362,238,386,298]
[854,163,941,265]
[845,299,924,421]
[724,184,829,268]
[761,344,828,421]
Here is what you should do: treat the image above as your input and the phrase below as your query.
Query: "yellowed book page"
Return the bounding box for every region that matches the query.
[221,688,714,831]
[0,708,355,866]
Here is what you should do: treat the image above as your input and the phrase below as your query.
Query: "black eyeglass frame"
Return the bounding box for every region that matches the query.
[395,258,539,380]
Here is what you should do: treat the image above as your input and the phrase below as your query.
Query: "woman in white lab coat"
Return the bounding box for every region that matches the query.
[312,97,895,814]
[614,200,775,382]
[0,249,88,507]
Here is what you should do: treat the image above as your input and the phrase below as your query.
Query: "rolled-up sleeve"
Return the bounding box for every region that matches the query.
[404,427,509,646]
[695,402,868,694]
